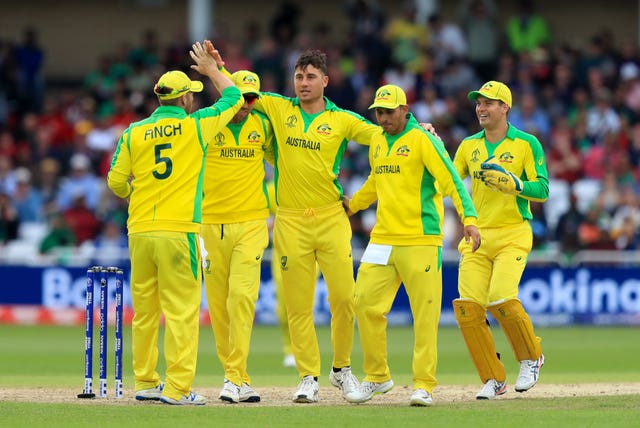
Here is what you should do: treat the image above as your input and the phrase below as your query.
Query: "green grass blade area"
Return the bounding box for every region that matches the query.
[1,324,639,427]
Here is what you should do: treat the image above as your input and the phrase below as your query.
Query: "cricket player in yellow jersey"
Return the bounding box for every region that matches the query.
[343,85,480,406]
[201,69,274,404]
[107,41,242,405]
[208,45,438,403]
[452,81,547,400]
[224,48,379,403]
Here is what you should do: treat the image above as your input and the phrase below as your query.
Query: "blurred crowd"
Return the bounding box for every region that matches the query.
[0,0,639,265]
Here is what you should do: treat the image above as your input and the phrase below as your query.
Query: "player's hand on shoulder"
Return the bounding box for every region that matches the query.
[418,122,440,139]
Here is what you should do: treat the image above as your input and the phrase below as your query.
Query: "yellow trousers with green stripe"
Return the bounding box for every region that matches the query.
[202,220,269,387]
[355,245,442,393]
[129,231,202,401]
[274,202,355,378]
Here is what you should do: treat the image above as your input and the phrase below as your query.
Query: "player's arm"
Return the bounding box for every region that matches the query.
[107,129,133,199]
[347,144,378,213]
[259,113,276,166]
[192,40,235,94]
[519,138,549,202]
[421,132,478,224]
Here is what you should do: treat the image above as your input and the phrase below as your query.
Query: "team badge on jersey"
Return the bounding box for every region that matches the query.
[316,123,332,135]
[286,115,297,128]
[280,256,288,271]
[498,152,514,163]
[396,145,410,157]
[214,132,225,146]
[247,130,261,144]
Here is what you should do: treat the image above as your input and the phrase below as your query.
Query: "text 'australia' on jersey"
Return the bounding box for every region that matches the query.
[203,110,274,223]
[255,93,379,209]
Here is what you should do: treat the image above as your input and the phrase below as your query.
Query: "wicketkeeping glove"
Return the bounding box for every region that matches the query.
[479,156,523,195]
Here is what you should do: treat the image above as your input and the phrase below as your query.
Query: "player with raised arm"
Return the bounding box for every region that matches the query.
[107,41,242,405]
[200,61,275,404]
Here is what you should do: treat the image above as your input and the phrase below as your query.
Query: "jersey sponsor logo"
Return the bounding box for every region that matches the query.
[538,157,544,166]
[285,136,321,150]
[373,145,381,159]
[280,256,288,271]
[143,123,183,140]
[316,123,332,135]
[219,148,256,158]
[471,148,481,163]
[498,152,514,163]
[285,115,297,128]
[374,164,401,174]
[396,145,410,157]
[425,265,431,272]
[247,130,261,144]
[214,132,225,146]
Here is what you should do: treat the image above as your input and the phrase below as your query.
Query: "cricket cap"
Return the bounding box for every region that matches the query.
[368,84,407,110]
[231,70,261,97]
[154,71,204,100]
[468,81,512,107]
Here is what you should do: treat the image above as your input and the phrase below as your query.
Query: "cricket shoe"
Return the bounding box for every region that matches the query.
[476,379,507,400]
[329,366,359,397]
[516,354,545,392]
[344,379,394,403]
[292,375,319,403]
[409,388,433,407]
[219,379,241,403]
[160,391,207,405]
[135,383,164,401]
[239,382,261,402]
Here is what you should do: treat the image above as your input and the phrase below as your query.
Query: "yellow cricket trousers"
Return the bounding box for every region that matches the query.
[355,245,442,393]
[202,220,269,387]
[274,202,355,378]
[458,221,532,306]
[129,231,202,401]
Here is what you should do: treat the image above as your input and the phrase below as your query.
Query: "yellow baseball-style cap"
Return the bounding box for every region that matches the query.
[467,81,512,107]
[154,71,204,100]
[231,70,261,97]
[368,84,407,110]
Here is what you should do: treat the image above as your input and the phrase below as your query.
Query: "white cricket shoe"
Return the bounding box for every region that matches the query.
[409,388,433,407]
[292,375,319,403]
[329,367,359,397]
[344,379,394,403]
[135,383,164,401]
[239,382,261,402]
[160,391,207,405]
[219,379,240,403]
[476,379,507,400]
[516,354,545,392]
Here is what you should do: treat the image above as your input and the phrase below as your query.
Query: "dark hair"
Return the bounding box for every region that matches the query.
[294,49,327,75]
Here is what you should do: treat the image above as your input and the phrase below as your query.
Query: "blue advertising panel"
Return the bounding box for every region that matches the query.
[0,264,639,325]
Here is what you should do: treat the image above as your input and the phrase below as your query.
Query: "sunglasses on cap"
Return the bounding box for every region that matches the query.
[243,94,259,103]
[154,84,188,97]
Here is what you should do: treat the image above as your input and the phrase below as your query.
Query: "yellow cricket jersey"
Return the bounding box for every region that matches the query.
[350,114,477,246]
[254,94,379,209]
[107,86,243,234]
[453,123,549,229]
[202,110,274,223]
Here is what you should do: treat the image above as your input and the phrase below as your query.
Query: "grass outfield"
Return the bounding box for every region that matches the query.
[1,324,639,427]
